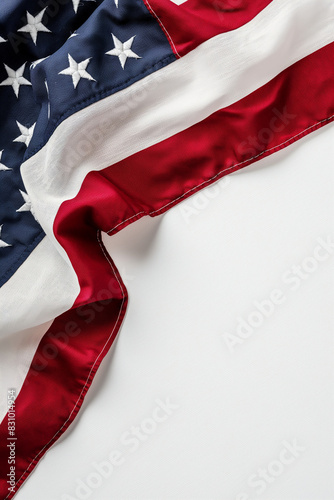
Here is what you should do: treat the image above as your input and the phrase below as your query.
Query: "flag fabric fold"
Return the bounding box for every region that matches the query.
[0,0,333,497]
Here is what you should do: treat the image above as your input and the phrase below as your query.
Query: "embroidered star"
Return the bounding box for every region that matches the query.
[30,56,49,70]
[0,150,11,171]
[106,34,141,69]
[16,190,38,221]
[0,36,7,44]
[0,63,31,98]
[72,0,96,13]
[13,121,36,147]
[18,9,51,45]
[16,190,32,213]
[0,225,11,248]
[59,54,95,89]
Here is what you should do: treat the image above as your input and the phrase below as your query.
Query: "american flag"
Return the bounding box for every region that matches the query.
[0,0,333,497]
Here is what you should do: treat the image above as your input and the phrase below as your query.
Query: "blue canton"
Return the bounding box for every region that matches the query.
[0,0,175,287]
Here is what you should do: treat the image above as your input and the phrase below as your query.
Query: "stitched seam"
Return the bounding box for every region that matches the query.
[143,0,181,58]
[107,114,334,234]
[4,114,334,498]
[5,230,126,499]
[107,211,146,234]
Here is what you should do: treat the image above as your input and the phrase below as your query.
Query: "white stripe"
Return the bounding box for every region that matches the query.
[0,237,79,335]
[4,0,332,334]
[0,321,52,421]
[22,0,334,255]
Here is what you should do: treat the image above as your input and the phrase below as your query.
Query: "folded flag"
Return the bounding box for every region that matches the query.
[0,0,333,497]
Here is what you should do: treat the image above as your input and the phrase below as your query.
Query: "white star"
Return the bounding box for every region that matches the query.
[16,190,32,213]
[18,9,51,45]
[30,56,49,70]
[0,150,11,171]
[0,36,7,44]
[106,34,141,69]
[0,63,31,98]
[59,54,95,89]
[13,121,36,147]
[72,0,96,13]
[16,190,39,221]
[0,225,11,248]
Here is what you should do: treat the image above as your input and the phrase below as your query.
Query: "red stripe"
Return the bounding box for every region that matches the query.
[0,235,128,499]
[57,42,334,242]
[1,42,333,499]
[142,0,274,57]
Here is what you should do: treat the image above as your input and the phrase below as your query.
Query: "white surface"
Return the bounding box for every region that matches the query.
[17,122,334,500]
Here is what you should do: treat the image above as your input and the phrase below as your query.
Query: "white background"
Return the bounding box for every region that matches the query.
[17,122,334,500]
